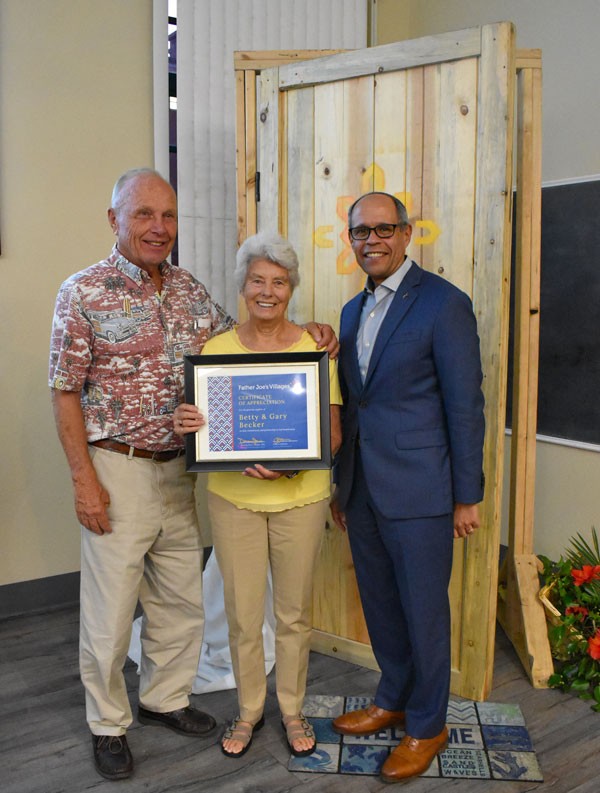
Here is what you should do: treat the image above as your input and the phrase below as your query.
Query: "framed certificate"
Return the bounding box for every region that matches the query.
[183,351,331,472]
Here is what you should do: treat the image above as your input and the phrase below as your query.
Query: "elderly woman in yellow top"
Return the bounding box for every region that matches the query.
[174,231,342,759]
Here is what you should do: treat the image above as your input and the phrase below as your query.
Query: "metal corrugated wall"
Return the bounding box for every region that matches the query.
[175,0,367,315]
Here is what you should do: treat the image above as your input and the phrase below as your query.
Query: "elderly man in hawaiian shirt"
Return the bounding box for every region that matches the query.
[49,168,336,780]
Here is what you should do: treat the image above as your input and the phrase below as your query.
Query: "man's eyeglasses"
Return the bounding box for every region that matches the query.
[348,223,403,241]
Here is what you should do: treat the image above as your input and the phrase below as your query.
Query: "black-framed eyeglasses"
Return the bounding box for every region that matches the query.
[348,223,403,241]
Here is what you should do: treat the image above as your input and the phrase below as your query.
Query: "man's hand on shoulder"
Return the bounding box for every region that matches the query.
[303,321,339,359]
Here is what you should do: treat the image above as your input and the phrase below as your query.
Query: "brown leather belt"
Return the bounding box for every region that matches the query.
[90,438,184,462]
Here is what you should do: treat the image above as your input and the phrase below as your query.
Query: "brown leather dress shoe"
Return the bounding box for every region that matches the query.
[332,704,405,736]
[380,727,449,783]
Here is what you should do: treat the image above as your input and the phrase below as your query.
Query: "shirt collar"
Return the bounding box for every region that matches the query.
[364,256,413,295]
[107,244,171,285]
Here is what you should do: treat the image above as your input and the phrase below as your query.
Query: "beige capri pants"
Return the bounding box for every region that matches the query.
[207,491,328,723]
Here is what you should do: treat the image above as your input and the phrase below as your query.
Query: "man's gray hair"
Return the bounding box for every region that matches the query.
[348,191,409,227]
[235,231,300,293]
[110,168,168,210]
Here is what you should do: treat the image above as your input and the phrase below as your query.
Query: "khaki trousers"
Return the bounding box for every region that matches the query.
[208,492,328,723]
[81,447,204,736]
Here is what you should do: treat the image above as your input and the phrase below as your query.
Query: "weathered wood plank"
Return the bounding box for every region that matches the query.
[309,75,374,659]
[373,69,408,198]
[312,76,373,329]
[516,48,542,70]
[235,69,248,246]
[244,70,258,238]
[278,27,482,89]
[256,67,279,234]
[433,57,478,296]
[509,64,543,556]
[285,86,316,325]
[234,49,343,71]
[460,21,516,701]
[419,62,440,274]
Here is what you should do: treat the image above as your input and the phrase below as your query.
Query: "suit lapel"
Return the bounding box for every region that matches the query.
[341,292,365,393]
[363,262,422,388]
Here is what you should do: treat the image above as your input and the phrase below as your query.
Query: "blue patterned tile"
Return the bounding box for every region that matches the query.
[302,694,345,718]
[446,699,477,723]
[447,723,483,749]
[440,748,491,779]
[288,744,340,773]
[311,717,341,744]
[340,743,389,775]
[489,751,543,781]
[344,725,404,746]
[477,702,525,726]
[344,695,373,712]
[482,725,533,752]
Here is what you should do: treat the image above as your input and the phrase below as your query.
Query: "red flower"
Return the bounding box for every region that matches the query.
[587,630,600,661]
[565,605,589,618]
[571,565,600,586]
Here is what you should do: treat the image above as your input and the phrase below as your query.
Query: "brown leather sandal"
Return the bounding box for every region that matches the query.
[281,714,316,757]
[221,715,265,758]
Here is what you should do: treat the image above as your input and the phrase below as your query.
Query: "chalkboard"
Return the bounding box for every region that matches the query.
[507,179,600,446]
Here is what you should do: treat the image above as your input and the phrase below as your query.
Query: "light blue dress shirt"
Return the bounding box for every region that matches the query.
[357,257,414,382]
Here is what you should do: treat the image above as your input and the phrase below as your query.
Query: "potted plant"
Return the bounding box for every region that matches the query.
[538,528,600,711]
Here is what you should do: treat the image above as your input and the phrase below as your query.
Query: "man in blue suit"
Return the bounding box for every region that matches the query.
[331,192,485,784]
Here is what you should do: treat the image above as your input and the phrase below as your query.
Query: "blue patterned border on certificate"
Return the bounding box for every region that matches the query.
[207,376,234,452]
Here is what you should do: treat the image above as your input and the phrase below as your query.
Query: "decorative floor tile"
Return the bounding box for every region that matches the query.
[288,697,542,782]
[344,726,403,746]
[302,694,345,718]
[288,743,340,773]
[340,744,389,775]
[482,725,533,752]
[440,748,491,779]
[446,699,478,723]
[489,750,543,781]
[344,695,374,712]
[311,717,341,744]
[477,701,526,726]
[447,723,484,749]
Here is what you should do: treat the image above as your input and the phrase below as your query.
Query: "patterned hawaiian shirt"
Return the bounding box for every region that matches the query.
[49,247,235,450]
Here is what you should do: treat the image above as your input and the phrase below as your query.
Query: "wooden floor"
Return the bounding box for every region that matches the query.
[1,605,598,793]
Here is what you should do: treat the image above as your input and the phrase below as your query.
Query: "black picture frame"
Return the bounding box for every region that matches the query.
[183,351,331,472]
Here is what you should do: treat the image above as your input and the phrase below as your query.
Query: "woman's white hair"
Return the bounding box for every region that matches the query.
[235,231,300,293]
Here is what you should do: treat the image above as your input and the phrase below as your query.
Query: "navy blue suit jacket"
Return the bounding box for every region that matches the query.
[335,262,485,519]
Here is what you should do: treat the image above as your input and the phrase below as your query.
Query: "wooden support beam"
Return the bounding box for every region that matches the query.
[497,554,553,688]
[498,55,553,687]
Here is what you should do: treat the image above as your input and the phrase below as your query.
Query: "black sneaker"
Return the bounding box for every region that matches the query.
[92,734,133,780]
